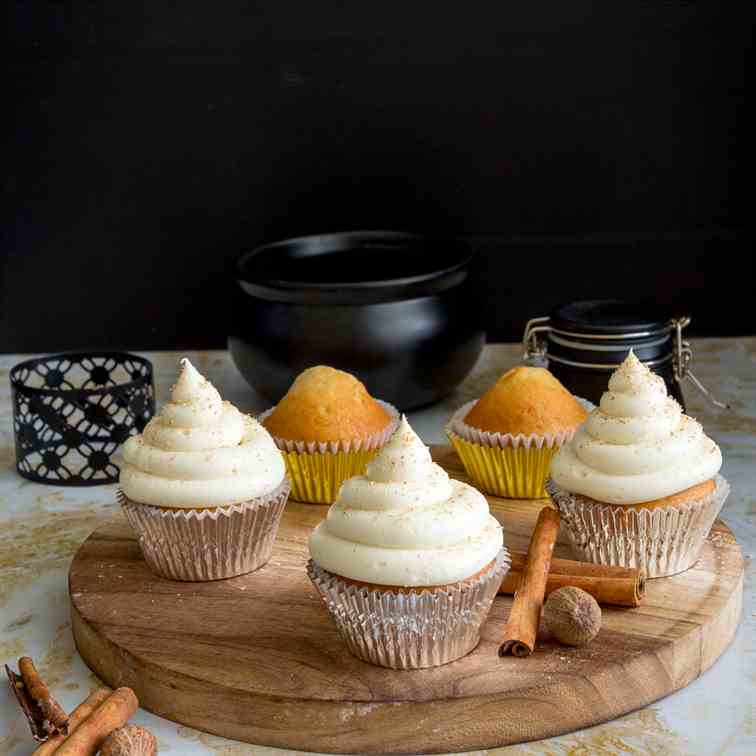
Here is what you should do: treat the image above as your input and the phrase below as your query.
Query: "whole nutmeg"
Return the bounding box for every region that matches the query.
[543,586,602,647]
[100,724,158,755]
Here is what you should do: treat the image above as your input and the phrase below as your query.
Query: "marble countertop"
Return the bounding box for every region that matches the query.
[1,341,753,755]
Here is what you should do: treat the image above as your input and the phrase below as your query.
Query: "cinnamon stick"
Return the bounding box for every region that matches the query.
[6,664,46,741]
[18,657,69,737]
[5,657,69,740]
[53,687,138,756]
[499,506,561,657]
[31,688,112,756]
[500,552,645,607]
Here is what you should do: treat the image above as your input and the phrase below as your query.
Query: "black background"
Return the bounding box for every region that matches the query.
[5,3,753,352]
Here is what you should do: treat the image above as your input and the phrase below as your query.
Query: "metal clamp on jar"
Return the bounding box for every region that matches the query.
[522,300,728,411]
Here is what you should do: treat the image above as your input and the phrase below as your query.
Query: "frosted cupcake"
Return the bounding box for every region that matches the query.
[447,366,588,498]
[120,359,289,581]
[260,366,398,504]
[548,352,728,577]
[307,417,509,669]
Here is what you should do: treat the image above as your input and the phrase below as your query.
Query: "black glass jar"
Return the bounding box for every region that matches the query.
[523,300,707,410]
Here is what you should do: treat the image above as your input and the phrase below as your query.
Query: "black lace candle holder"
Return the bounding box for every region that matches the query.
[10,352,155,486]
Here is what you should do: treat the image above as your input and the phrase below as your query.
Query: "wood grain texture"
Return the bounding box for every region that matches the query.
[69,445,744,754]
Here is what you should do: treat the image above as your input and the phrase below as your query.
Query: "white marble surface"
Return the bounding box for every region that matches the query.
[1,342,754,755]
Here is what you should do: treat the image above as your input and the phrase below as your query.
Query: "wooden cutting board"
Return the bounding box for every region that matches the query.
[69,445,744,754]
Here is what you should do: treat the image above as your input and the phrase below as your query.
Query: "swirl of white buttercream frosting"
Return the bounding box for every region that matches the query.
[309,416,503,586]
[120,359,285,508]
[550,351,722,504]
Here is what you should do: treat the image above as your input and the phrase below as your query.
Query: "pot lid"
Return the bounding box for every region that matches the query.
[236,231,473,305]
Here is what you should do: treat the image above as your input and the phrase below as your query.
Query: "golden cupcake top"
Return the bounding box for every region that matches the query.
[262,365,393,443]
[464,366,588,436]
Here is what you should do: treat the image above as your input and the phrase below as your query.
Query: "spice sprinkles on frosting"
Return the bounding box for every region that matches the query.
[550,351,722,505]
[308,415,504,586]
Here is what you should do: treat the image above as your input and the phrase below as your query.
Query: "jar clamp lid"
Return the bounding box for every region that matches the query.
[523,300,729,409]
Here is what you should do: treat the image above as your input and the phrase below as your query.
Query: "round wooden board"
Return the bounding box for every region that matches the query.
[70,445,744,754]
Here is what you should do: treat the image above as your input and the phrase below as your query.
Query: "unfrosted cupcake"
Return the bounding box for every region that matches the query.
[120,359,289,581]
[447,366,588,498]
[260,366,398,504]
[307,416,509,669]
[548,351,728,577]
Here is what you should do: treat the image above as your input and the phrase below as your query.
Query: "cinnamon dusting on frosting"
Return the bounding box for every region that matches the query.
[309,417,503,586]
[120,359,285,508]
[550,351,722,505]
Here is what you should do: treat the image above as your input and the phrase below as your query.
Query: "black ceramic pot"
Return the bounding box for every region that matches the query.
[228,232,485,410]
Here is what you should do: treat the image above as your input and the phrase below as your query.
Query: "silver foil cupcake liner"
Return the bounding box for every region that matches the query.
[307,548,510,669]
[119,478,290,581]
[548,475,730,577]
[258,400,399,454]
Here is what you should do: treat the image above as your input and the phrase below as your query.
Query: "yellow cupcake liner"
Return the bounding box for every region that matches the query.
[281,447,382,504]
[447,430,561,499]
[446,398,583,500]
[258,400,399,505]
